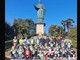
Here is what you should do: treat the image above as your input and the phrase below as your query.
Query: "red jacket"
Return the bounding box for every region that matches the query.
[24,49,30,56]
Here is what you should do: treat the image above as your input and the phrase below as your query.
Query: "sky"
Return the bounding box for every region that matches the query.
[5,0,77,34]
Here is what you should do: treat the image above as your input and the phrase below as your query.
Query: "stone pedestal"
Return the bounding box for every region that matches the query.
[35,23,45,35]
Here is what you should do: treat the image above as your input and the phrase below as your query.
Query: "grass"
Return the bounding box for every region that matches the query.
[5,40,12,43]
[71,39,77,48]
[5,40,13,52]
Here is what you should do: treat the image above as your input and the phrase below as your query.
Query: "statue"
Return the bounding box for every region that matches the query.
[34,0,46,23]
[37,8,44,19]
[34,0,46,35]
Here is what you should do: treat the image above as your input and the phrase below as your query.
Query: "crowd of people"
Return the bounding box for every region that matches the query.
[9,36,76,59]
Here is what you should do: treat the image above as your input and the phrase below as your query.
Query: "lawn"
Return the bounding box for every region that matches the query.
[5,40,13,52]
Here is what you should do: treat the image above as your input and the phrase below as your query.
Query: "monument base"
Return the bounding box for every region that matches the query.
[35,23,45,35]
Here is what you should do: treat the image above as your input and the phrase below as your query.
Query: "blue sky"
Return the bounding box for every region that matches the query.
[5,0,77,34]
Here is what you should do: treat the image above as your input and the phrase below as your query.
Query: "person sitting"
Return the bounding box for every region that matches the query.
[31,48,36,59]
[68,49,76,59]
[10,46,17,58]
[67,40,72,49]
[24,47,31,59]
[39,43,44,49]
[60,47,67,58]
[48,48,54,59]
[49,41,54,49]
[54,42,60,58]
[17,45,24,59]
[71,50,76,59]
[38,50,44,59]
[43,49,48,60]
[29,44,34,52]
[44,43,49,49]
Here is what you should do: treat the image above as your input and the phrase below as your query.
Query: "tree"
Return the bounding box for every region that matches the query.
[61,18,74,33]
[12,19,20,36]
[48,24,57,36]
[12,18,36,38]
[24,18,36,35]
[68,25,77,40]
[48,24,65,37]
[68,25,77,48]
[56,26,65,37]
[5,22,14,40]
[61,20,66,31]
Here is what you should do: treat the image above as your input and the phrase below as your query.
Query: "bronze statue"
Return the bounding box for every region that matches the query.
[34,0,46,23]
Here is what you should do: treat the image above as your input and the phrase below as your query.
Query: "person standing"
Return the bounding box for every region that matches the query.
[23,37,27,49]
[13,36,17,46]
[52,37,57,47]
[46,36,50,46]
[61,40,65,48]
[23,37,30,45]
[57,36,62,49]
[19,37,24,46]
[23,37,27,45]
[30,37,34,45]
[40,36,46,46]
[64,36,69,49]
[36,37,40,45]
[67,39,72,49]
